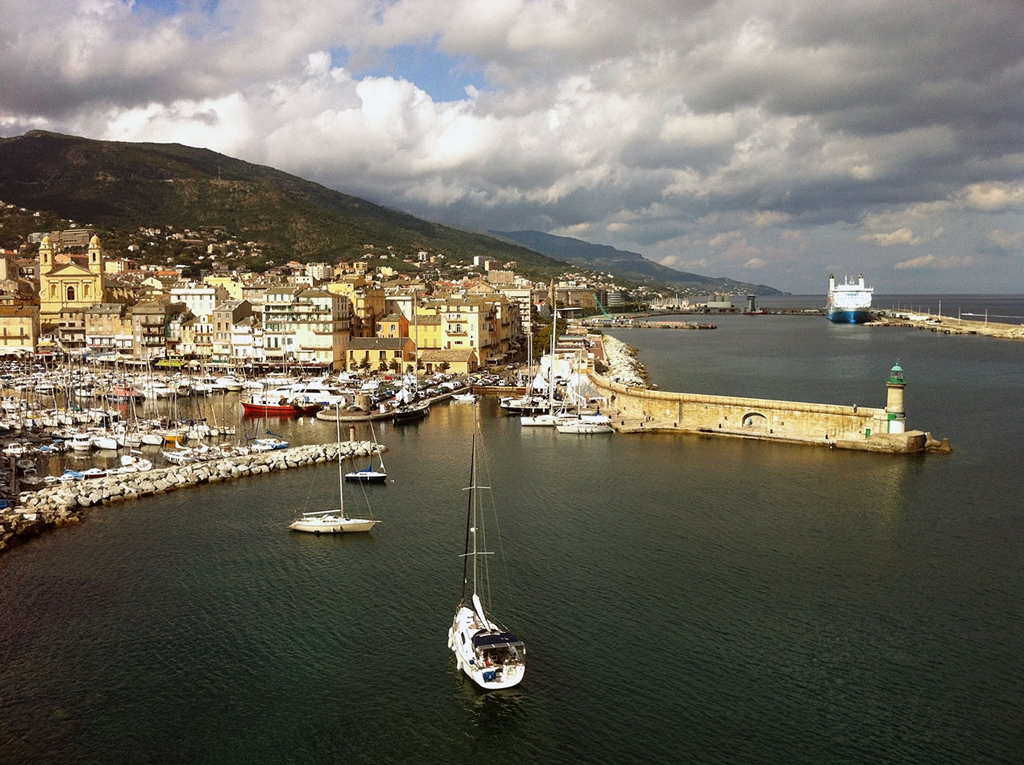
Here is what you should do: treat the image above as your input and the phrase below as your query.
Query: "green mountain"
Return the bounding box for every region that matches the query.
[0,130,783,294]
[0,130,567,276]
[492,230,784,295]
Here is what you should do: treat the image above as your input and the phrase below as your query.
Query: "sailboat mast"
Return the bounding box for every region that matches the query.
[335,403,344,514]
[549,309,557,411]
[460,433,476,601]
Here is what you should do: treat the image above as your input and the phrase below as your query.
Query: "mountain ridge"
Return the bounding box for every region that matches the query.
[0,131,782,294]
[491,229,784,295]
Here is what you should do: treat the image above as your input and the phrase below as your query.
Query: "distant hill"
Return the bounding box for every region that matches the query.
[0,130,783,294]
[493,230,784,296]
[0,130,567,276]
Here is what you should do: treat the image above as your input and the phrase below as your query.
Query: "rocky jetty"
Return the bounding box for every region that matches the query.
[601,334,650,388]
[0,440,384,555]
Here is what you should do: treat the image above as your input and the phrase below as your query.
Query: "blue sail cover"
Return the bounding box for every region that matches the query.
[471,632,524,649]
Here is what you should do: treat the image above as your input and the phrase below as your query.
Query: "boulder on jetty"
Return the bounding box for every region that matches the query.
[601,334,650,388]
[0,440,385,555]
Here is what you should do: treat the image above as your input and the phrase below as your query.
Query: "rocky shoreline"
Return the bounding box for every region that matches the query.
[0,440,384,555]
[600,334,651,388]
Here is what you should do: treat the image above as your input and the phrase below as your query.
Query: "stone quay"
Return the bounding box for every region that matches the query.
[0,440,385,555]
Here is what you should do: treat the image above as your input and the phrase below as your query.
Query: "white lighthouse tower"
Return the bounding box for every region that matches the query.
[885,361,907,434]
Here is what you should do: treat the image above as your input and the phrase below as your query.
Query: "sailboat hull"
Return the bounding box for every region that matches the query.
[344,470,387,483]
[289,514,379,533]
[448,606,525,690]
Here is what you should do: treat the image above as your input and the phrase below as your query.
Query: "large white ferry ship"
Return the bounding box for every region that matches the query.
[826,274,873,323]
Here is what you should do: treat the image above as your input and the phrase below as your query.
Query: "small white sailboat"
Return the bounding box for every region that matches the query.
[447,427,526,690]
[344,421,387,483]
[289,405,380,534]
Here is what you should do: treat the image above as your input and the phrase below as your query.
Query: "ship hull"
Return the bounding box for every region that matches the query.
[826,309,872,324]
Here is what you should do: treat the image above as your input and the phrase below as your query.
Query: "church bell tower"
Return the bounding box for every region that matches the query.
[88,234,104,275]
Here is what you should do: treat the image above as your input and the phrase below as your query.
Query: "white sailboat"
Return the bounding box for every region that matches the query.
[344,421,387,483]
[447,428,526,690]
[289,405,380,534]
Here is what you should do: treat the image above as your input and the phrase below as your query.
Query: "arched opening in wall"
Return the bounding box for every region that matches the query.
[742,412,768,429]
[66,286,76,301]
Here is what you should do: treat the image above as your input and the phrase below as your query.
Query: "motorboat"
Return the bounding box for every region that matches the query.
[556,414,614,434]
[241,391,322,416]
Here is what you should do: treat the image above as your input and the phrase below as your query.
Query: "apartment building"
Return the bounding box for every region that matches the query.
[84,303,133,355]
[0,305,39,355]
[262,287,351,368]
[211,300,254,364]
[129,299,190,359]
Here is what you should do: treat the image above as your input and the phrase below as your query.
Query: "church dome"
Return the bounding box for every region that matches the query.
[90,234,102,246]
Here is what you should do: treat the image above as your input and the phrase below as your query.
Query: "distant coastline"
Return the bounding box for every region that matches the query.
[756,293,1024,325]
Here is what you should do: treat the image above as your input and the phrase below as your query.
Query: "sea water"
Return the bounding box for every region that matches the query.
[0,312,1020,764]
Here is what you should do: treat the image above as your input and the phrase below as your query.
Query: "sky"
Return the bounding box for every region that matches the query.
[2,0,1024,294]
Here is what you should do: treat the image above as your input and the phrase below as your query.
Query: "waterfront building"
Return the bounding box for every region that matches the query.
[84,303,133,356]
[230,315,264,365]
[211,300,254,364]
[326,277,386,337]
[345,337,416,374]
[262,287,350,368]
[417,296,507,365]
[129,299,190,359]
[496,286,535,336]
[418,348,479,375]
[0,305,39,355]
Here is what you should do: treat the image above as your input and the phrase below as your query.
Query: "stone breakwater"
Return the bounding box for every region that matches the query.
[601,334,650,388]
[0,440,384,555]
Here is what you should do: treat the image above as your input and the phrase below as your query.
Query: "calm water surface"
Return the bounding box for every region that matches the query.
[1,315,1021,764]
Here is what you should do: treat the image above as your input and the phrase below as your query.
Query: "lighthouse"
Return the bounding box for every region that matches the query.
[885,361,907,434]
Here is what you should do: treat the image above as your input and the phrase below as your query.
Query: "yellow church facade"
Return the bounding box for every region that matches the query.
[38,234,134,327]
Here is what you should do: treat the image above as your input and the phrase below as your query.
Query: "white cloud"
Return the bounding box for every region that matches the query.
[750,210,791,228]
[659,255,708,269]
[709,231,743,249]
[893,254,976,270]
[987,229,1024,251]
[743,257,766,268]
[660,112,738,148]
[858,228,924,247]
[2,0,1024,291]
[960,183,1024,212]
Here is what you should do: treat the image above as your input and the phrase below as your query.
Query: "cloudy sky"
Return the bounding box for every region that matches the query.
[2,0,1024,293]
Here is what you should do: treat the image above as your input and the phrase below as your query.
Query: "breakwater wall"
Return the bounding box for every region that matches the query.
[589,372,939,454]
[0,440,384,555]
